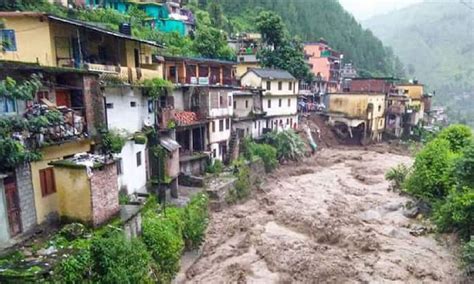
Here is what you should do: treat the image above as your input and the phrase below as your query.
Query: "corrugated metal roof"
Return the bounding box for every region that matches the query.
[47,15,163,48]
[247,68,295,80]
[160,137,180,152]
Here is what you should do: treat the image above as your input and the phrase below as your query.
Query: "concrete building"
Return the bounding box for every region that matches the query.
[160,56,238,172]
[230,33,262,79]
[304,40,343,93]
[232,90,266,139]
[323,92,386,143]
[240,69,299,132]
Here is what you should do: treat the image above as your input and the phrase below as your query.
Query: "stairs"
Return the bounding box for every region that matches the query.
[226,131,240,164]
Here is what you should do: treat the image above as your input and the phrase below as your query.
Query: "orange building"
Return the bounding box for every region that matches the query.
[304,40,342,93]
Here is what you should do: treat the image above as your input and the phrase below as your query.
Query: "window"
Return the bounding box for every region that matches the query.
[212,149,217,158]
[0,96,17,114]
[245,100,248,108]
[219,119,224,131]
[266,81,271,90]
[106,103,114,109]
[287,118,290,125]
[116,158,123,175]
[290,118,293,128]
[267,99,271,108]
[228,96,232,107]
[288,98,291,107]
[130,101,137,107]
[254,121,257,128]
[219,95,223,107]
[39,168,56,197]
[226,118,230,130]
[278,81,282,90]
[233,101,236,109]
[289,82,293,90]
[212,121,216,132]
[0,30,17,51]
[279,99,282,107]
[136,152,142,167]
[378,105,382,112]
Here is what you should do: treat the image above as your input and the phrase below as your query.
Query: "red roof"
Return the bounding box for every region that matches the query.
[174,111,203,126]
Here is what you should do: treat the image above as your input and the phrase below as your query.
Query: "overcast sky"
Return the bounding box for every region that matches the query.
[339,0,425,20]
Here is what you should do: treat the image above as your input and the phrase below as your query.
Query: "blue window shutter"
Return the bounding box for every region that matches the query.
[1,30,17,52]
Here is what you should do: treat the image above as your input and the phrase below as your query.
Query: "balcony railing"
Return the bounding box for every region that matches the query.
[85,64,162,84]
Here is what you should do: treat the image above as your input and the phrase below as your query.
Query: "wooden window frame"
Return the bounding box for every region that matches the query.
[39,168,56,197]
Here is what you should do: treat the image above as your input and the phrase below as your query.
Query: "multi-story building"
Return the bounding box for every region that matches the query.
[232,89,266,139]
[240,68,299,132]
[304,40,343,93]
[323,92,386,143]
[0,12,163,230]
[229,33,262,79]
[85,0,195,36]
[159,56,237,171]
[396,82,426,126]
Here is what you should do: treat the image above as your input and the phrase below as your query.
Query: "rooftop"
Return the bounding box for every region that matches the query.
[0,12,163,48]
[245,68,295,80]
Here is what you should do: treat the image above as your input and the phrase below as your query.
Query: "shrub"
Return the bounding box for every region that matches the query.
[454,142,474,188]
[227,159,251,204]
[463,237,474,267]
[142,212,184,282]
[437,124,473,153]
[90,233,152,283]
[385,163,410,191]
[248,142,278,173]
[102,129,127,154]
[433,187,474,238]
[54,249,92,283]
[182,193,209,249]
[404,138,459,201]
[206,159,224,174]
[263,130,306,162]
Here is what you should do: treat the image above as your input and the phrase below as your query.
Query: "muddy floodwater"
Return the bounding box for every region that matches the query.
[179,148,462,283]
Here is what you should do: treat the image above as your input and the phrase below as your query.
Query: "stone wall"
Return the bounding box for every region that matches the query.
[90,163,120,227]
[83,75,105,138]
[15,164,37,233]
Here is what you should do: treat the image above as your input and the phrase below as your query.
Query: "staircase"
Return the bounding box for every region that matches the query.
[226,131,241,165]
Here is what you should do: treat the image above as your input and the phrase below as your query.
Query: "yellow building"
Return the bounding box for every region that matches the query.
[0,12,163,83]
[326,92,386,142]
[30,140,92,224]
[397,83,425,125]
[236,61,260,79]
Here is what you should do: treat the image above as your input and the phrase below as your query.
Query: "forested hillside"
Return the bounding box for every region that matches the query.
[363,1,474,126]
[196,0,405,78]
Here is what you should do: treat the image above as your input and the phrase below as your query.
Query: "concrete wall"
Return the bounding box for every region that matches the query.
[105,87,154,134]
[233,95,254,118]
[31,140,91,224]
[208,90,233,118]
[262,80,298,96]
[0,176,10,244]
[240,71,263,89]
[166,149,180,179]
[55,167,92,223]
[117,141,147,195]
[209,118,231,144]
[90,163,120,227]
[262,96,298,117]
[265,115,298,131]
[15,164,37,232]
[0,16,55,66]
[236,62,260,79]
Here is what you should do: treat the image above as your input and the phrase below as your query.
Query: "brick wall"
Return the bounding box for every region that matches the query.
[83,75,105,138]
[90,163,120,227]
[15,164,37,232]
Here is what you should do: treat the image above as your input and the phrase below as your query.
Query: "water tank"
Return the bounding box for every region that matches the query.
[119,23,132,36]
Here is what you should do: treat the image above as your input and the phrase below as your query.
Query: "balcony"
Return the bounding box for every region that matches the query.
[85,64,162,84]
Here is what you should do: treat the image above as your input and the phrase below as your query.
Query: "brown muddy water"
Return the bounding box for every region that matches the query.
[177,148,462,283]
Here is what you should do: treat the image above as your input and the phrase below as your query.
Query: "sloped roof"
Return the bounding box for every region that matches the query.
[247,68,295,80]
[160,137,180,152]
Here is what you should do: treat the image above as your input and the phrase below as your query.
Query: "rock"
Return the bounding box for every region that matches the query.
[37,246,57,256]
[402,206,419,218]
[409,225,428,236]
[384,202,403,212]
[59,223,86,241]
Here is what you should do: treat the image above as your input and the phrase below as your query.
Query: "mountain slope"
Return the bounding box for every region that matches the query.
[363,1,474,125]
[209,0,404,78]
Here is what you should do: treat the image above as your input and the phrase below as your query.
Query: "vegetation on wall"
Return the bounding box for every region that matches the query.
[101,129,127,154]
[142,78,174,98]
[263,130,306,162]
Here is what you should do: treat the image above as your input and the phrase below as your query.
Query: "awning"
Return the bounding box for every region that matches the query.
[160,137,180,152]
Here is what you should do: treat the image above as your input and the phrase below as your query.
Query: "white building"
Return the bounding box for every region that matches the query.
[207,89,234,161]
[240,69,299,132]
[104,86,154,195]
[232,90,266,139]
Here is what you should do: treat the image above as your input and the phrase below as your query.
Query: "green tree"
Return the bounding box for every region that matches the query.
[192,25,234,60]
[207,0,225,29]
[255,11,286,48]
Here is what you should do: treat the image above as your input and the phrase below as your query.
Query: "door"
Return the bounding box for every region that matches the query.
[134,48,140,68]
[4,176,22,237]
[55,90,71,107]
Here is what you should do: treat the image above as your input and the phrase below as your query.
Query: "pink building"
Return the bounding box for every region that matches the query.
[304,40,342,93]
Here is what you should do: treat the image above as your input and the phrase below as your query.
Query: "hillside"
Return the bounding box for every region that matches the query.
[363,1,474,126]
[201,0,405,78]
